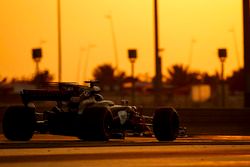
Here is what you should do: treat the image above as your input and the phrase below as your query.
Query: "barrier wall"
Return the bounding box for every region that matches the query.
[0,106,250,136]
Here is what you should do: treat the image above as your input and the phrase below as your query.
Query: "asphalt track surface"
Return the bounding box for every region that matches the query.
[1,134,250,167]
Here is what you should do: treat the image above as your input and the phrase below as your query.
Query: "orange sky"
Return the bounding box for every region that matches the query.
[0,0,243,83]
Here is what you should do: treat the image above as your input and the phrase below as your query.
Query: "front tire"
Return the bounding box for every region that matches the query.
[3,106,36,141]
[153,107,179,141]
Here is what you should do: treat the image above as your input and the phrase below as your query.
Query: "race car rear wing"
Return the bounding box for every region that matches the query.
[20,89,73,105]
[20,81,99,106]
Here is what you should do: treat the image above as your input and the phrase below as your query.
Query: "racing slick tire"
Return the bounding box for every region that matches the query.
[78,107,113,141]
[3,105,36,141]
[153,107,179,141]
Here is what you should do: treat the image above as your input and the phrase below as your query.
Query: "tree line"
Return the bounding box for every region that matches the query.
[0,64,244,94]
[92,64,244,94]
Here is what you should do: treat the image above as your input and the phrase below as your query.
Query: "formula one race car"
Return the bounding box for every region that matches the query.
[2,81,180,141]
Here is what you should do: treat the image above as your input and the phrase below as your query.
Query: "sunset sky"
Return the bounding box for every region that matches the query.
[0,0,244,83]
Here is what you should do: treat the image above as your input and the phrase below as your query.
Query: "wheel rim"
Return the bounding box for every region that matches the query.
[103,113,112,138]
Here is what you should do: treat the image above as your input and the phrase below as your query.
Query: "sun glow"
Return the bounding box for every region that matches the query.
[0,0,243,82]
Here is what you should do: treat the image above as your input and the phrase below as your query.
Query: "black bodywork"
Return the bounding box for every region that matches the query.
[2,81,180,141]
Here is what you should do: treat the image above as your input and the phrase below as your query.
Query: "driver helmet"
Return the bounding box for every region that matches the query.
[92,86,101,92]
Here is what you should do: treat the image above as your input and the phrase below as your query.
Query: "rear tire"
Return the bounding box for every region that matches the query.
[3,106,36,141]
[78,107,113,141]
[153,107,179,141]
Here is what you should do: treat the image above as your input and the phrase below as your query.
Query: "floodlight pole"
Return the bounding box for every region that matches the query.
[218,48,227,107]
[57,0,62,82]
[106,14,119,70]
[131,61,135,105]
[128,49,137,105]
[243,0,250,107]
[154,0,163,105]
[220,60,226,107]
